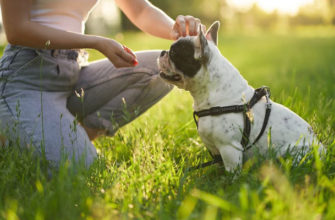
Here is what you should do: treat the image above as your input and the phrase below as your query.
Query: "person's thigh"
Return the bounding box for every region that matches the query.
[0,90,96,167]
[67,50,173,135]
[0,45,97,167]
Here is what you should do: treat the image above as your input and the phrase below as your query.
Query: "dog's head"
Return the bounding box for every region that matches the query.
[158,21,220,90]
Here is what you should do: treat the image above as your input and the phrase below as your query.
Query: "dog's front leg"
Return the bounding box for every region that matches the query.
[217,144,243,172]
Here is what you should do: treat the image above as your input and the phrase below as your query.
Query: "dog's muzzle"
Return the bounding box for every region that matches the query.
[160,50,168,57]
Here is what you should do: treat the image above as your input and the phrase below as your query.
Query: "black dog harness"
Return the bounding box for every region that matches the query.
[190,86,272,170]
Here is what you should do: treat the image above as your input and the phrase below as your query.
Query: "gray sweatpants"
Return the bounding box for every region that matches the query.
[0,44,172,167]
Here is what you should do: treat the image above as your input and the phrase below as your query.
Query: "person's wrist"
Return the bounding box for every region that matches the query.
[88,35,104,51]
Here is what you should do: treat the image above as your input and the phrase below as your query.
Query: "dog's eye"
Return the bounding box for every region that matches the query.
[169,50,176,57]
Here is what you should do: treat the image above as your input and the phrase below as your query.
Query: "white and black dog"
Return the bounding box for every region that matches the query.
[158,21,324,172]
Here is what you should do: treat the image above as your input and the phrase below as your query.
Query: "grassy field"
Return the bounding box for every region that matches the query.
[0,29,334,220]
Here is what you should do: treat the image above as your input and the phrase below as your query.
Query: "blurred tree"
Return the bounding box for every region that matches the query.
[86,0,121,35]
[120,0,223,30]
[90,0,335,35]
[221,3,283,33]
[319,0,333,24]
[329,0,335,24]
[291,0,330,26]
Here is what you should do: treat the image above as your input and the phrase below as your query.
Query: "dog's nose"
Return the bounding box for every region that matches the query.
[160,50,167,57]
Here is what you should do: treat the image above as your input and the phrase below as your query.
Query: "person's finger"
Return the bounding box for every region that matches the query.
[112,55,135,68]
[170,29,179,40]
[117,47,135,64]
[186,16,197,35]
[122,45,138,66]
[176,15,186,37]
[123,45,137,59]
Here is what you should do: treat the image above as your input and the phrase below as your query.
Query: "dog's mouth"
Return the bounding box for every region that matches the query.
[158,54,183,82]
[159,72,182,81]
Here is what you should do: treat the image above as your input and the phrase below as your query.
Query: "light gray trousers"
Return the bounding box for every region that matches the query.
[0,44,172,167]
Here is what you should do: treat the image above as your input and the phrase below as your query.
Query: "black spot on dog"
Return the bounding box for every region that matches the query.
[169,39,202,77]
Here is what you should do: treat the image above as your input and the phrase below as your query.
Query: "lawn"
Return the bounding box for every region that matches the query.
[0,28,334,220]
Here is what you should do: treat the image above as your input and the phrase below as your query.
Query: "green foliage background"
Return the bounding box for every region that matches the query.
[0,27,334,219]
[118,0,335,31]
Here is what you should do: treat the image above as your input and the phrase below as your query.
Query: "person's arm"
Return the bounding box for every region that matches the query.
[115,0,202,40]
[0,0,136,67]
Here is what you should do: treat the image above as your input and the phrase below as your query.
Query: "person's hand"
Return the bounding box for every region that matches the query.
[95,36,138,68]
[170,15,205,40]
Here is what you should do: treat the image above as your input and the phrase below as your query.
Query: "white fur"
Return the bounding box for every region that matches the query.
[158,29,324,172]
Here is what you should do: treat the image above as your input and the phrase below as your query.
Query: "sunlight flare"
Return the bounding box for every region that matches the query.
[228,0,314,15]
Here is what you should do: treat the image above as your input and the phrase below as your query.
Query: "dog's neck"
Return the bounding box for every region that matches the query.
[188,50,254,111]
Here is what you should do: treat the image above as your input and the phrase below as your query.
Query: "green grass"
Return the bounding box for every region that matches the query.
[0,30,335,220]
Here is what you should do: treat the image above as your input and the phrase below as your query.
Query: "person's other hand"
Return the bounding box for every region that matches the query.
[95,37,138,68]
[170,15,205,40]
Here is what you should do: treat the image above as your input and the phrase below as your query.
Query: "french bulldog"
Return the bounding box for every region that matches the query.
[158,21,324,172]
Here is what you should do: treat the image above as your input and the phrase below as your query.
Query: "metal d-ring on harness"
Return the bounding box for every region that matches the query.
[190,86,272,170]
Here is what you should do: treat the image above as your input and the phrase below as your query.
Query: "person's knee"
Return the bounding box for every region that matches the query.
[83,125,105,140]
[46,143,97,168]
[35,127,98,168]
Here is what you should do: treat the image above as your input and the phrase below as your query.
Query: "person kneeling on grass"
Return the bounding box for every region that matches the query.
[0,0,203,167]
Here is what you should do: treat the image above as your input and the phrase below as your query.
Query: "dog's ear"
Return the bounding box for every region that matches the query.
[194,25,208,60]
[205,21,220,46]
[199,25,208,57]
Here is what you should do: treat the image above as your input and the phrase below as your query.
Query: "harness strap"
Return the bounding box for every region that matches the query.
[190,86,272,170]
[241,110,251,149]
[187,155,222,171]
[246,93,272,150]
[193,105,245,127]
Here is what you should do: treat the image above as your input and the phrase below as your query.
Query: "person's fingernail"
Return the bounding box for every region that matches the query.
[133,59,138,66]
[123,46,131,53]
[123,45,135,57]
